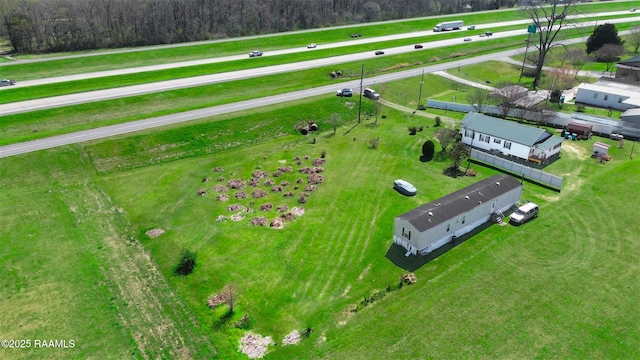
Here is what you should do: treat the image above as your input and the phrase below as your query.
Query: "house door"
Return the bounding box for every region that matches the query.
[491,200,496,212]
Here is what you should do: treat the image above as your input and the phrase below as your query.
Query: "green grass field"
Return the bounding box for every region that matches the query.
[2,94,639,358]
[2,3,640,358]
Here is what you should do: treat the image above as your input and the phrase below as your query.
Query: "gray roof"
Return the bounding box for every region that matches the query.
[461,112,555,147]
[396,175,522,232]
[619,55,640,66]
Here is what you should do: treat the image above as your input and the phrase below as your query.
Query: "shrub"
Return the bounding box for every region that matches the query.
[227,179,246,189]
[251,217,269,226]
[235,191,247,199]
[576,104,585,113]
[173,249,197,276]
[278,166,293,173]
[196,188,207,196]
[259,203,273,211]
[251,189,268,199]
[234,314,252,329]
[434,116,441,127]
[252,170,269,178]
[312,158,325,166]
[213,185,228,192]
[408,126,417,135]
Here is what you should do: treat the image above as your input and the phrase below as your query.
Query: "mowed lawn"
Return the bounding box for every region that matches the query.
[82,98,640,358]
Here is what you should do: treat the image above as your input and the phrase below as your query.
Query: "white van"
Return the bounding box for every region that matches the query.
[509,202,539,224]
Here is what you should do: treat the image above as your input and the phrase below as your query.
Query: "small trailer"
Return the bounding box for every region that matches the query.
[433,20,464,32]
[567,121,593,140]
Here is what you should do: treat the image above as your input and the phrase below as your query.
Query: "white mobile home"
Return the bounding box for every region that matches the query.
[575,82,640,111]
[460,113,563,165]
[393,175,522,256]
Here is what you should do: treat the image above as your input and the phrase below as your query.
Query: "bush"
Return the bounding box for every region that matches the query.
[434,116,441,127]
[576,104,585,113]
[173,249,197,276]
[408,126,417,135]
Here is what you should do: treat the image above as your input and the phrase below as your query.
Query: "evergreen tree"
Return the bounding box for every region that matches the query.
[586,23,623,54]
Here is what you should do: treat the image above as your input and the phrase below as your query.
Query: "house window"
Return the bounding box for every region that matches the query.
[462,216,466,224]
[504,141,512,150]
[479,134,490,143]
[553,143,561,150]
[446,223,451,232]
[593,93,598,99]
[604,95,608,101]
[618,97,623,104]
[402,227,411,240]
[493,138,501,144]
[465,129,474,138]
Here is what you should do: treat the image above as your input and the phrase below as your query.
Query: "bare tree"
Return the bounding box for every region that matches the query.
[467,88,490,113]
[547,65,576,94]
[490,85,528,119]
[566,48,591,77]
[596,43,625,73]
[521,0,580,88]
[434,127,458,153]
[331,113,340,135]
[225,286,235,314]
[530,102,556,128]
[629,26,640,54]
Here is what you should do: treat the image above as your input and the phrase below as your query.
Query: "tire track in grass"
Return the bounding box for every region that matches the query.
[78,186,215,359]
[300,151,370,301]
[318,203,372,301]
[315,150,377,301]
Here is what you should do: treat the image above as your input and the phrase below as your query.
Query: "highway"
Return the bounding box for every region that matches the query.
[0,12,638,158]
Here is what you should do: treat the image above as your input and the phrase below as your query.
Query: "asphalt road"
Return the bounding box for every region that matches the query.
[0,47,559,159]
[0,13,638,158]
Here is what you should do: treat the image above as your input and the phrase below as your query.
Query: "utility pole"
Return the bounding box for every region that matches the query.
[519,25,536,83]
[357,63,364,124]
[414,69,425,117]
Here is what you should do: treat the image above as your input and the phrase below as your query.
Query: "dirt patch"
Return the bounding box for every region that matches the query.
[239,332,274,359]
[562,142,587,158]
[145,228,165,238]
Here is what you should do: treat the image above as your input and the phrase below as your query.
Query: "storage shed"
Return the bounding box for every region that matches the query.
[567,121,593,140]
[592,142,610,157]
[393,175,522,256]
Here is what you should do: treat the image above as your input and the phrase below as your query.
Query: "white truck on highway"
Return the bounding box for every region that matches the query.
[433,20,464,32]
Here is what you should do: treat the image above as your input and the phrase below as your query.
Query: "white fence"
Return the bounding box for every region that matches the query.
[470,149,563,190]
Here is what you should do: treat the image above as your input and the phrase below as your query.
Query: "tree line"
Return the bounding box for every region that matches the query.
[0,0,516,54]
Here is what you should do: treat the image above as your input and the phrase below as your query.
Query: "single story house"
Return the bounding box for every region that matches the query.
[460,112,563,165]
[575,81,640,111]
[393,175,522,256]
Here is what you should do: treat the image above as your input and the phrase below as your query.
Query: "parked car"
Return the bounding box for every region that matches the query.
[485,31,493,36]
[363,88,380,100]
[336,88,353,97]
[467,25,476,30]
[249,50,263,57]
[375,50,385,55]
[307,43,317,48]
[464,37,472,42]
[0,79,16,86]
[414,44,423,49]
[631,8,637,12]
[479,33,485,37]
[394,179,417,196]
[509,202,539,225]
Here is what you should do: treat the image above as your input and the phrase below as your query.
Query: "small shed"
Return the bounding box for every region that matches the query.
[567,121,593,140]
[592,142,610,157]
